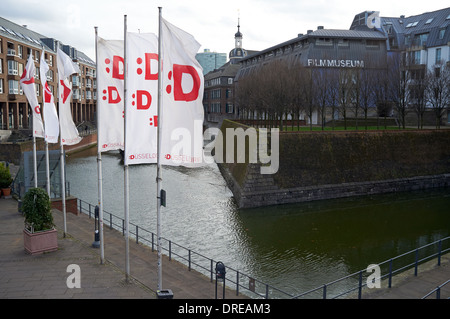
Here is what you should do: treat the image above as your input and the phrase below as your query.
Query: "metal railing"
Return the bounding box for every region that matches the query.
[422,280,450,299]
[77,198,293,299]
[293,236,450,299]
[77,198,449,299]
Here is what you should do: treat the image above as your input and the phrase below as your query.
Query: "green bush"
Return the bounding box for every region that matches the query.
[23,188,54,232]
[0,162,13,188]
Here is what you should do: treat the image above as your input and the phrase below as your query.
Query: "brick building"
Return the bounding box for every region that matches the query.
[0,17,96,135]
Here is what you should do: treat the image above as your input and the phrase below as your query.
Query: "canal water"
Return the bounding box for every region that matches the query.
[66,147,450,298]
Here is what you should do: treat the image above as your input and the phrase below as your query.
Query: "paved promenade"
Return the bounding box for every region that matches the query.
[0,197,246,299]
[363,253,450,299]
[1,195,449,299]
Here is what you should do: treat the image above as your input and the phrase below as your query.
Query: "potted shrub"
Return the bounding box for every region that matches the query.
[23,188,58,255]
[0,162,13,197]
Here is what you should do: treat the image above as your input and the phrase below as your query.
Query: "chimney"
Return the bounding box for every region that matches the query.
[317,26,324,30]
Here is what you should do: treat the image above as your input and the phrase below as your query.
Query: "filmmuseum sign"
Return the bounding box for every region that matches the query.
[307,59,365,68]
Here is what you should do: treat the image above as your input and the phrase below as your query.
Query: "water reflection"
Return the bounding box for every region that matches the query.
[235,190,450,294]
[66,149,450,297]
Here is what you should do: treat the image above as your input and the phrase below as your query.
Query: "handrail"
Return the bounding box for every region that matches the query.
[422,280,450,299]
[292,236,450,299]
[77,198,294,299]
[77,198,449,299]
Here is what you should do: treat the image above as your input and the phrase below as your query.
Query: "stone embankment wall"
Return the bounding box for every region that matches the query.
[0,133,97,165]
[217,120,450,208]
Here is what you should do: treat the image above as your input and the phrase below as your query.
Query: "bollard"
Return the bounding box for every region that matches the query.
[215,261,226,299]
[92,205,100,248]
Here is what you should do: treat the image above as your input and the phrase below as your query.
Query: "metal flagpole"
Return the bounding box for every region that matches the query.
[33,136,38,188]
[94,26,105,264]
[123,14,130,282]
[59,112,67,237]
[45,140,50,195]
[56,40,67,237]
[42,47,50,197]
[156,6,163,291]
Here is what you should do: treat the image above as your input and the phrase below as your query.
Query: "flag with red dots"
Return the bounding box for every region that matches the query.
[97,38,125,152]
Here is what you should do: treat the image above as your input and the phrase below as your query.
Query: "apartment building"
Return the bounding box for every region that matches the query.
[0,17,96,133]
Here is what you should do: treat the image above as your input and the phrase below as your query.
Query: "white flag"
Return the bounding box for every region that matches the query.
[160,18,204,167]
[57,47,82,145]
[40,51,59,144]
[97,37,125,152]
[20,54,44,138]
[124,32,159,165]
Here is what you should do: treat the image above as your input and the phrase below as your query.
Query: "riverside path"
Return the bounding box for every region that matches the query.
[1,195,449,299]
[0,197,247,299]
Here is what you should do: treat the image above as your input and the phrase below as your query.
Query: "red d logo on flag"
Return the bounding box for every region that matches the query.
[172,64,201,102]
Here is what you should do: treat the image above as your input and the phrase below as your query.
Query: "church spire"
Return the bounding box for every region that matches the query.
[235,17,242,48]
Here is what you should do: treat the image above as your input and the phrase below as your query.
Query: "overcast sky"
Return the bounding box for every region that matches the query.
[2,0,447,60]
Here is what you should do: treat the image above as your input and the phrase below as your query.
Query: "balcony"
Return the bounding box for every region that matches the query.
[7,49,16,57]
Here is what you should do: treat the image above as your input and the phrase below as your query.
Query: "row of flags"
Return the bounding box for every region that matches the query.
[19,9,205,292]
[20,46,82,146]
[98,17,204,167]
[19,17,204,166]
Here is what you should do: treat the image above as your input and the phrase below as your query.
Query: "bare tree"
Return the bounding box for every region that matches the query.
[338,68,354,130]
[426,62,450,129]
[388,53,413,129]
[409,67,428,129]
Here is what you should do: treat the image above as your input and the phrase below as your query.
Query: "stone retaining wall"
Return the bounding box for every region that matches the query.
[218,120,450,208]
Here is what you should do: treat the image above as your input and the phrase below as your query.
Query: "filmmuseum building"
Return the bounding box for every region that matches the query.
[228,7,450,126]
[0,16,96,136]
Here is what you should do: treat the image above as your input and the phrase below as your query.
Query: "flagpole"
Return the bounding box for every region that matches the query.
[41,47,50,197]
[45,140,50,195]
[156,6,163,292]
[56,40,67,237]
[95,26,105,264]
[123,14,130,282]
[33,134,38,188]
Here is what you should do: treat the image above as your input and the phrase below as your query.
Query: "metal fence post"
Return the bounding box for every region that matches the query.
[236,271,239,296]
[188,250,191,271]
[136,225,139,244]
[438,240,442,266]
[414,248,419,276]
[388,259,393,288]
[210,260,214,282]
[358,270,363,299]
[323,284,327,299]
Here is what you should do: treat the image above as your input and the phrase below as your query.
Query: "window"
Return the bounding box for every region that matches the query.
[413,51,421,64]
[211,89,221,99]
[414,33,428,46]
[338,39,349,47]
[0,58,2,74]
[366,40,379,48]
[210,103,221,113]
[316,38,333,46]
[439,29,445,40]
[435,48,441,64]
[425,18,433,24]
[8,80,19,94]
[18,63,23,77]
[7,60,18,75]
[0,79,3,94]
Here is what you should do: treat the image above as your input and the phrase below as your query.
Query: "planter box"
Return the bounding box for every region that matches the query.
[23,228,58,255]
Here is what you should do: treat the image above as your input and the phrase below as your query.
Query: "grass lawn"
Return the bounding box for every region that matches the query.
[278,126,408,132]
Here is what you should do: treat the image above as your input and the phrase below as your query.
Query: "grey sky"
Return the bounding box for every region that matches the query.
[1,0,446,60]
